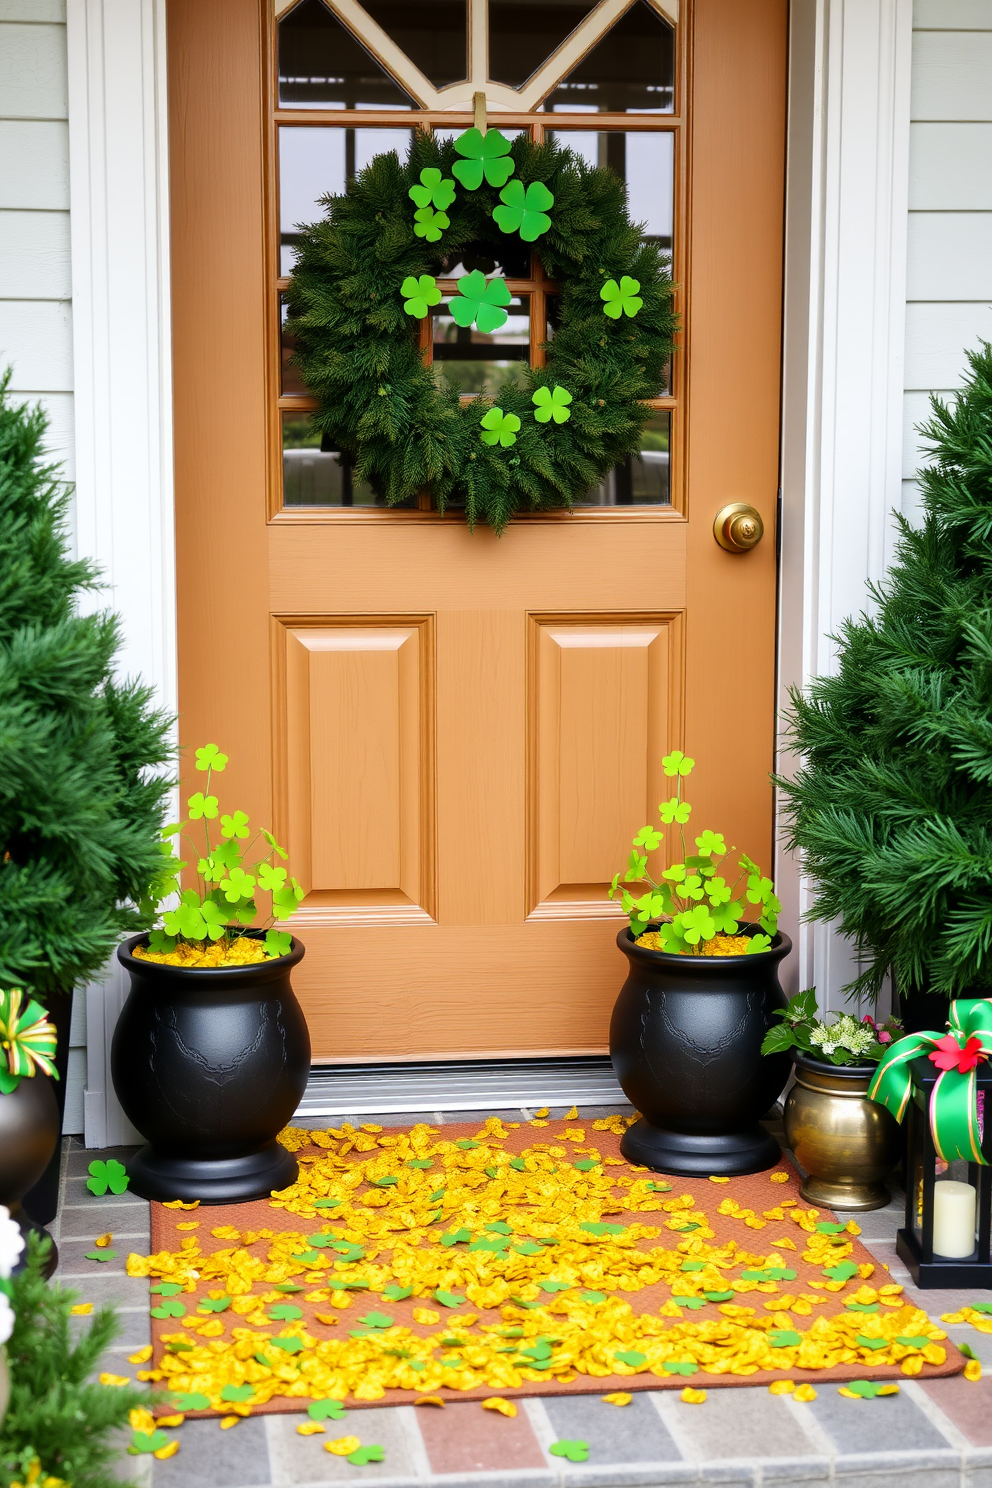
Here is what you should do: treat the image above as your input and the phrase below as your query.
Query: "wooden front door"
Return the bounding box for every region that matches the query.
[168,0,786,1063]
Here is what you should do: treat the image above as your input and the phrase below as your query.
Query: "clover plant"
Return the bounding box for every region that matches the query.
[608,750,781,954]
[141,744,303,959]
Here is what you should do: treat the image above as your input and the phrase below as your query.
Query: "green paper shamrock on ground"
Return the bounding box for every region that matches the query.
[348,1445,385,1466]
[268,1303,302,1320]
[494,179,554,241]
[383,1284,413,1301]
[550,1441,589,1462]
[703,1290,735,1303]
[372,1175,398,1187]
[358,1312,394,1329]
[409,167,456,212]
[452,127,515,189]
[486,1221,513,1234]
[451,269,512,333]
[151,1282,183,1296]
[532,385,572,424]
[407,1157,433,1169]
[573,1158,600,1171]
[435,1289,466,1307]
[841,1379,898,1398]
[615,1349,648,1369]
[332,1241,365,1261]
[855,1335,888,1351]
[601,276,643,319]
[308,1399,347,1421]
[413,206,450,242]
[86,1158,129,1196]
[673,1296,708,1309]
[824,1261,858,1281]
[662,1360,699,1375]
[170,1392,210,1411]
[540,1280,571,1293]
[480,408,521,448]
[441,1227,472,1247]
[270,1336,304,1353]
[85,1249,117,1262]
[846,1302,879,1313]
[769,1330,802,1348]
[580,1222,625,1236]
[313,1198,340,1209]
[581,1291,607,1304]
[150,1299,186,1319]
[129,1429,171,1456]
[895,1335,931,1348]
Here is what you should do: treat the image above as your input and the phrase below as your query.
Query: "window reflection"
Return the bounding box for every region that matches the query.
[433,292,530,398]
[278,0,414,109]
[574,410,671,506]
[279,125,413,275]
[543,0,675,113]
[282,412,414,508]
[358,1,467,88]
[488,1,601,90]
[547,129,674,252]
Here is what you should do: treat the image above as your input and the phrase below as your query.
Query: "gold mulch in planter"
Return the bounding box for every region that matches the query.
[634,932,755,956]
[132,940,272,968]
[127,1115,963,1419]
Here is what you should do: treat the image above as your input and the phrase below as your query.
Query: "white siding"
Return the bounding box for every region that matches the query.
[0,0,82,1132]
[903,2,992,516]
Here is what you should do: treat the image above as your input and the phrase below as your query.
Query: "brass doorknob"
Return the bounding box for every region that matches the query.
[713,502,764,553]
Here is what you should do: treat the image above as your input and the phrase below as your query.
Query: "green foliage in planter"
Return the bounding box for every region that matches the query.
[778,342,992,1001]
[0,372,173,999]
[0,1234,146,1486]
[760,989,903,1065]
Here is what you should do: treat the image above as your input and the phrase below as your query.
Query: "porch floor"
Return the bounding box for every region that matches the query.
[52,1107,992,1488]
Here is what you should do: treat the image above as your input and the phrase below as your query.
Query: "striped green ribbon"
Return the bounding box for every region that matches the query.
[867,998,992,1164]
[0,987,58,1094]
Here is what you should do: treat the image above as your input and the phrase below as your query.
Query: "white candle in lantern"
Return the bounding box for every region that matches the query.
[932,1179,977,1258]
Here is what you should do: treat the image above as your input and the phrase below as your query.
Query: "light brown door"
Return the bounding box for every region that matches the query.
[168,0,786,1062]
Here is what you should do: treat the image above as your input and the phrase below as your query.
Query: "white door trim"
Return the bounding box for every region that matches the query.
[777,0,913,1011]
[66,0,176,1145]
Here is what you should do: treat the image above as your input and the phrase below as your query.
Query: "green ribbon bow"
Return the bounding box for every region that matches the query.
[868,998,992,1164]
[0,988,59,1094]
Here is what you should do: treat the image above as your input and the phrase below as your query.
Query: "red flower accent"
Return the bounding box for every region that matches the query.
[878,1030,892,1045]
[929,1034,987,1073]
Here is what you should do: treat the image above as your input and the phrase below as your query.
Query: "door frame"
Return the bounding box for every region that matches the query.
[65,0,913,1143]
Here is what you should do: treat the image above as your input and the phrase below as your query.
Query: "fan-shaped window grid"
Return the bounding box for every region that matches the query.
[275,117,676,510]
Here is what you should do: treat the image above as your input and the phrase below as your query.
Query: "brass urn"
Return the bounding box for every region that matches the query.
[784,1053,901,1210]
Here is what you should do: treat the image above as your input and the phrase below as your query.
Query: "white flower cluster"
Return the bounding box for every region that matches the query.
[0,1203,24,1345]
[808,1014,877,1058]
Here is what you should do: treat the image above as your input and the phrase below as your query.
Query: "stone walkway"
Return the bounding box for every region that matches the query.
[51,1110,992,1488]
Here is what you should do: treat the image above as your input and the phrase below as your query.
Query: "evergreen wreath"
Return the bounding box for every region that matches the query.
[286,129,678,533]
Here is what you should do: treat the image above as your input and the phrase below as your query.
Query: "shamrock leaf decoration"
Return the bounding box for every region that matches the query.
[383,1284,413,1301]
[550,1441,589,1462]
[601,275,643,319]
[573,1158,600,1171]
[659,796,691,825]
[494,179,554,241]
[348,1445,385,1466]
[401,274,442,320]
[272,876,305,920]
[85,1249,117,1262]
[581,1291,607,1304]
[434,1289,466,1307]
[895,1335,931,1348]
[198,1296,232,1313]
[268,1303,303,1320]
[695,830,726,858]
[220,1384,255,1402]
[195,743,227,772]
[823,1260,858,1281]
[672,1296,708,1309]
[769,1330,802,1348]
[816,1221,849,1234]
[358,1312,394,1329]
[187,791,218,820]
[264,928,292,957]
[308,1399,347,1421]
[440,1227,472,1247]
[270,1336,304,1353]
[261,827,288,859]
[220,867,255,903]
[855,1334,888,1351]
[532,383,572,424]
[479,408,521,448]
[451,127,516,190]
[451,269,512,333]
[663,749,694,776]
[662,1360,699,1375]
[846,1301,880,1313]
[409,167,456,211]
[839,1379,899,1398]
[151,1298,186,1318]
[615,1349,648,1369]
[413,206,450,242]
[86,1159,130,1196]
[170,1392,210,1411]
[220,809,249,840]
[150,1281,183,1295]
[129,1429,171,1455]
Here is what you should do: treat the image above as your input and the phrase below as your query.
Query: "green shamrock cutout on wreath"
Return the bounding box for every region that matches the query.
[494,179,554,241]
[409,167,456,212]
[413,206,450,243]
[479,408,521,448]
[451,127,515,189]
[86,1158,130,1196]
[550,1441,589,1462]
[401,274,442,319]
[532,385,572,424]
[601,275,643,319]
[451,269,512,333]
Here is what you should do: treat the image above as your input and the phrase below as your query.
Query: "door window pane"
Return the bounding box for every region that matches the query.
[433,292,530,397]
[439,234,532,282]
[282,412,414,508]
[573,410,671,505]
[279,125,413,274]
[548,129,674,252]
[360,1,467,88]
[278,0,414,109]
[488,1,601,89]
[543,0,675,113]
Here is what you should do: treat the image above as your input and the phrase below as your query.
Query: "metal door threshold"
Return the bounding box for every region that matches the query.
[297,1056,628,1119]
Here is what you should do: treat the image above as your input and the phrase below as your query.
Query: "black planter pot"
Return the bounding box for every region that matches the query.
[610,926,793,1175]
[0,1074,60,1277]
[112,934,311,1204]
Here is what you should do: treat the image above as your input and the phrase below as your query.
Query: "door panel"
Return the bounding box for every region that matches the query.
[169,0,787,1062]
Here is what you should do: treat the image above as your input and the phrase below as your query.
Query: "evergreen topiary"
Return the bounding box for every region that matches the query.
[0,371,173,998]
[0,1234,146,1486]
[778,342,992,1002]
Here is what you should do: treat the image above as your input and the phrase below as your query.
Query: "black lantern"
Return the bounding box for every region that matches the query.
[896,1054,992,1286]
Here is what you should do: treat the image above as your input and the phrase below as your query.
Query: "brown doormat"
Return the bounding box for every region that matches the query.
[129,1115,963,1418]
